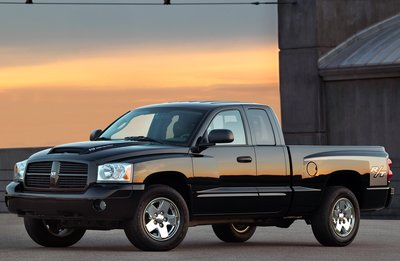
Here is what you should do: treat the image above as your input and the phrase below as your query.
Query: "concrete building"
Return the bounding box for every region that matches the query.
[279,0,400,218]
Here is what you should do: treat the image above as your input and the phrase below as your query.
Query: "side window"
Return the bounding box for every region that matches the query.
[207,110,246,145]
[247,109,275,145]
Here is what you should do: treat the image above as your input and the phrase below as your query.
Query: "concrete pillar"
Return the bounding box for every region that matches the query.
[278,0,400,144]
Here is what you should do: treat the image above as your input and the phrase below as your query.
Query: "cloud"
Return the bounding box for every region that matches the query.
[0,84,280,148]
[0,44,278,90]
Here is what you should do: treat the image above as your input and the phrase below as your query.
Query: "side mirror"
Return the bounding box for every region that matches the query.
[191,129,234,153]
[208,129,234,144]
[90,129,102,141]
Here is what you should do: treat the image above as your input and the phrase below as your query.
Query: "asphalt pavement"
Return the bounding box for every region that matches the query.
[0,214,398,261]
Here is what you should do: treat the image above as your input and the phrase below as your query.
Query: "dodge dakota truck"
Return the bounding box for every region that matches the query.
[5,102,394,251]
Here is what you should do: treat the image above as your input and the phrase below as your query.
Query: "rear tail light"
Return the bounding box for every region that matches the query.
[388,158,393,183]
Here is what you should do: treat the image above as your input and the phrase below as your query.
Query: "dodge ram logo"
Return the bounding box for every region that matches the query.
[50,171,59,184]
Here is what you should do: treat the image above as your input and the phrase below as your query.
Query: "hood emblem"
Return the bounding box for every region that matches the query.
[50,171,59,184]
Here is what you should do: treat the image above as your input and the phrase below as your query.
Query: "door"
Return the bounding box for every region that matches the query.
[246,108,291,215]
[192,109,258,215]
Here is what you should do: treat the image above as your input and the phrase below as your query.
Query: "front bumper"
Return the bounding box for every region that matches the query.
[5,182,145,221]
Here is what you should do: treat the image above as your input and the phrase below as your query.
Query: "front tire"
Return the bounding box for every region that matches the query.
[212,224,256,243]
[124,185,189,251]
[24,218,86,247]
[311,186,360,246]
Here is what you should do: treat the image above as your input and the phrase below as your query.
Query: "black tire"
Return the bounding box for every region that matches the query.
[212,223,256,243]
[24,218,86,247]
[311,186,360,246]
[124,185,189,251]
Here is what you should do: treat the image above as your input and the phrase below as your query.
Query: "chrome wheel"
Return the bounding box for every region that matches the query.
[312,187,360,246]
[125,185,189,251]
[231,224,251,234]
[142,197,180,241]
[331,197,356,238]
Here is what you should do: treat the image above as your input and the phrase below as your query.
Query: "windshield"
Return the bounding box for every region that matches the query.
[99,107,207,146]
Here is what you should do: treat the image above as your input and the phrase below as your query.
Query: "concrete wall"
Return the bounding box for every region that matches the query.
[325,77,400,218]
[278,0,400,145]
[0,148,48,213]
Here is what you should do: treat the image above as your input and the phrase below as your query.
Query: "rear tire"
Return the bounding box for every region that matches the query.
[124,185,189,251]
[24,218,86,247]
[212,224,256,243]
[311,186,360,246]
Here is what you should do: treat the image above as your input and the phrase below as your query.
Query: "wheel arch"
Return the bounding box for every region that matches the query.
[143,171,192,216]
[323,170,364,206]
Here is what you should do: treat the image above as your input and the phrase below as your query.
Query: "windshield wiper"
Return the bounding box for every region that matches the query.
[124,136,163,144]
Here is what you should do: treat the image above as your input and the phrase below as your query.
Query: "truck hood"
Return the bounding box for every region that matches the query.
[28,140,190,163]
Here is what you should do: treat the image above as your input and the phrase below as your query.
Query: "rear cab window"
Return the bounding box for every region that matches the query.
[247,109,276,145]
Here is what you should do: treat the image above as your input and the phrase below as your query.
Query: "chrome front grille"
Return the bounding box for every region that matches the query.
[25,175,51,188]
[26,161,52,173]
[25,161,88,190]
[59,162,88,174]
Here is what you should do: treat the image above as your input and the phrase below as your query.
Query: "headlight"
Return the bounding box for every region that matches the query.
[14,160,28,182]
[97,163,133,183]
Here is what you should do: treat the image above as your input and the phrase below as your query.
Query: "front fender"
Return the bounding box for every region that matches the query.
[133,155,193,183]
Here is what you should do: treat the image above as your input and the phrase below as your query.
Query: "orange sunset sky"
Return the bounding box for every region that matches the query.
[0,2,279,148]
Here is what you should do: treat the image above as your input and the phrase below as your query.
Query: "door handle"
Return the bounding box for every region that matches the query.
[237,156,252,163]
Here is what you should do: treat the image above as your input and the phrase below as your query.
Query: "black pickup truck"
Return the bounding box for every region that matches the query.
[5,102,394,251]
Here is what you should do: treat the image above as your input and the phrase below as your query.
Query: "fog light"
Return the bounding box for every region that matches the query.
[93,200,107,212]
